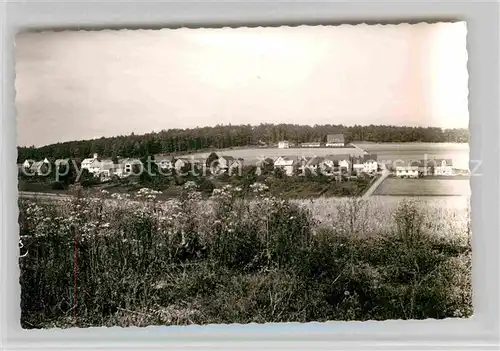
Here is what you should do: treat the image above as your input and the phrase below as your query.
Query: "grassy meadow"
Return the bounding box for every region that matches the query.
[19,184,472,328]
[373,178,471,196]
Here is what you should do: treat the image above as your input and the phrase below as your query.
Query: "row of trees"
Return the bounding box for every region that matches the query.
[17,123,469,163]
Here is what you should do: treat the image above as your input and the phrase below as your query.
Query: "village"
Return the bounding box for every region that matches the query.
[19,133,460,183]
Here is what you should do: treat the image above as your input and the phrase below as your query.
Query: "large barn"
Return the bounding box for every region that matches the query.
[326,134,345,147]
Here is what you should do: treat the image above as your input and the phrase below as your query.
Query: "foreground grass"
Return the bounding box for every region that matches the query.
[19,185,472,328]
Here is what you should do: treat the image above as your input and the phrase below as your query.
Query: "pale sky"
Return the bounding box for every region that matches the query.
[15,22,469,147]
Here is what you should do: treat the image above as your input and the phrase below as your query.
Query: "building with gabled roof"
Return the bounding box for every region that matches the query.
[326,134,345,147]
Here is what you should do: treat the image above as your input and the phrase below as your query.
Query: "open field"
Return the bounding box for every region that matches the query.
[373,178,471,196]
[295,195,470,235]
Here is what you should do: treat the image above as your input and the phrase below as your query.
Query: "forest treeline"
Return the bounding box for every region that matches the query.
[18,123,469,162]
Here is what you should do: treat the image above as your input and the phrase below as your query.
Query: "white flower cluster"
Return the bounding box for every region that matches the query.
[249,182,269,193]
[183,181,198,191]
[136,187,162,200]
[111,193,131,200]
[212,184,235,197]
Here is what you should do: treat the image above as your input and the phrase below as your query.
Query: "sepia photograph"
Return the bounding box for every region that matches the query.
[15,22,471,329]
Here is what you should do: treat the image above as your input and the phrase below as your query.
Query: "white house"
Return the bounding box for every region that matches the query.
[228,159,244,176]
[352,157,365,174]
[274,156,296,176]
[88,161,102,174]
[432,159,454,176]
[277,141,290,149]
[81,153,99,172]
[22,159,33,169]
[217,156,243,175]
[322,154,351,173]
[396,166,419,178]
[326,134,345,147]
[114,163,125,178]
[97,159,115,179]
[302,156,324,175]
[217,156,236,170]
[396,162,420,178]
[362,154,378,173]
[395,160,424,178]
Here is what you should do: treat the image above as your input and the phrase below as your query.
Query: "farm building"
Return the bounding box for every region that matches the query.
[301,141,321,148]
[274,156,297,176]
[326,134,345,147]
[396,160,421,178]
[277,141,290,149]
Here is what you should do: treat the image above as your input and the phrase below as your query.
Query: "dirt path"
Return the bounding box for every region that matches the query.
[362,167,390,199]
[349,143,368,155]
[18,191,73,201]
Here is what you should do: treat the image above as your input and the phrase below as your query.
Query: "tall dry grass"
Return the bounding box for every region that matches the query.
[19,185,472,328]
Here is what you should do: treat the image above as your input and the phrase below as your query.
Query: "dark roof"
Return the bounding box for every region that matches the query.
[363,154,378,162]
[327,134,345,143]
[324,154,351,162]
[306,156,324,166]
[155,154,174,162]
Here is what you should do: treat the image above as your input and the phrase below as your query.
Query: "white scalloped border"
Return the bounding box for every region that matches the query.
[13,20,471,331]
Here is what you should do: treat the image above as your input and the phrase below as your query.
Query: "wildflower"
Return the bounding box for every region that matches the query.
[344,290,350,296]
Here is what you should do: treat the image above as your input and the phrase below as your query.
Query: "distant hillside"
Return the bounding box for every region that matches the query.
[17,123,469,162]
